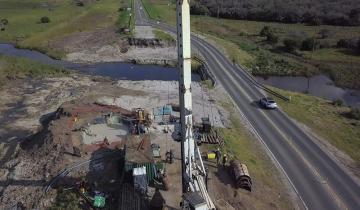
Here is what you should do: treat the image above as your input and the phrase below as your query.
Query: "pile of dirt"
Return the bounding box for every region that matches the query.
[0,111,70,209]
[0,99,135,209]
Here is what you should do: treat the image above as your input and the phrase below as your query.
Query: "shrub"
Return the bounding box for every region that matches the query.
[336,39,357,49]
[260,26,278,44]
[49,190,81,210]
[75,1,85,7]
[301,38,316,51]
[349,107,360,120]
[40,16,50,23]
[260,26,272,37]
[332,99,344,106]
[318,40,331,49]
[283,39,299,52]
[1,18,8,25]
[318,29,331,39]
[190,1,209,15]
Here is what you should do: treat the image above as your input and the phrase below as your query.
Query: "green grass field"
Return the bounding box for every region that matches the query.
[153,29,175,42]
[0,0,132,58]
[141,0,360,89]
[273,87,360,165]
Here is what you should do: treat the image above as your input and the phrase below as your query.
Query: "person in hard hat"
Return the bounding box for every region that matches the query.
[215,148,222,166]
[222,154,228,167]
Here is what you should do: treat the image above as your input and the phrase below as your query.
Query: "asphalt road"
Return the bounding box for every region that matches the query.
[134,1,360,209]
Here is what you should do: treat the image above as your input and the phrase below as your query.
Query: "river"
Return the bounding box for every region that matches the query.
[1,43,359,106]
[0,43,201,81]
[256,75,360,107]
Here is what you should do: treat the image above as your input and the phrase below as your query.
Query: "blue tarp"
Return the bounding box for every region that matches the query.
[153,105,173,116]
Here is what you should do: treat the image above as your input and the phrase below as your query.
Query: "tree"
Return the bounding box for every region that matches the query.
[337,39,357,49]
[260,26,272,37]
[283,39,298,52]
[260,26,278,43]
[349,9,360,26]
[40,16,50,23]
[1,18,8,25]
[349,107,360,120]
[301,38,316,51]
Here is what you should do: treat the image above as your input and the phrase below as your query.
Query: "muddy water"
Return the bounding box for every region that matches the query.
[256,75,360,107]
[0,43,201,81]
[2,43,359,106]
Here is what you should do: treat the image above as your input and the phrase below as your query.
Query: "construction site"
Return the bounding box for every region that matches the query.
[0,85,255,209]
[0,1,296,209]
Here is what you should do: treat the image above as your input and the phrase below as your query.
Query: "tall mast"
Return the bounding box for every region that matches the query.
[177,0,195,193]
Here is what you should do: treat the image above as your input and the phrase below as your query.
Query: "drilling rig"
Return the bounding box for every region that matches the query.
[176,0,215,209]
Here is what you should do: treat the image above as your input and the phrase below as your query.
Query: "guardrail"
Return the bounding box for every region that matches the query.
[234,64,290,101]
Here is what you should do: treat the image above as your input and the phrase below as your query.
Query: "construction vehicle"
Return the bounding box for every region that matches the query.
[176,0,215,209]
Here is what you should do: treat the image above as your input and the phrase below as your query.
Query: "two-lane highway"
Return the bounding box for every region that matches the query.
[135,1,360,209]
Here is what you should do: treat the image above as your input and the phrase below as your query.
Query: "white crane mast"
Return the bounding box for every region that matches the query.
[177,0,195,192]
[176,0,215,209]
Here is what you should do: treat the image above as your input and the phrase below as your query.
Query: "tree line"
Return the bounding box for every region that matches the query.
[190,0,360,26]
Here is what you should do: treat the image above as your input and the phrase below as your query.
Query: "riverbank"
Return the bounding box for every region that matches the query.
[0,0,178,66]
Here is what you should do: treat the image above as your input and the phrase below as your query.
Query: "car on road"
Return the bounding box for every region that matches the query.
[259,97,277,109]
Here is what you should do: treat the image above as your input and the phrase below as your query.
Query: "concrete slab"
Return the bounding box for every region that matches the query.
[82,123,128,144]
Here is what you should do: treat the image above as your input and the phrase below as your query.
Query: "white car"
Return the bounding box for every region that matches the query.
[260,97,277,109]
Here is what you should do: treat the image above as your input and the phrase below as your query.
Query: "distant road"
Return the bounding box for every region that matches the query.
[134,0,360,209]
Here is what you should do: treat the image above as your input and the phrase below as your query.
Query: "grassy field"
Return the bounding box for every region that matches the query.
[273,87,360,165]
[153,29,175,42]
[0,0,132,58]
[0,54,69,86]
[141,0,176,25]
[141,0,360,89]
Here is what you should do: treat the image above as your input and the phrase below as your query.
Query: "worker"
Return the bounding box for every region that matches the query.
[222,154,228,167]
[215,148,222,166]
[103,136,109,145]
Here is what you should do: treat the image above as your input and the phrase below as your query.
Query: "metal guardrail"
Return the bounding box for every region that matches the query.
[234,64,290,101]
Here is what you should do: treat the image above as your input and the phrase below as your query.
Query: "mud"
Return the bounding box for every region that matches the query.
[50,27,177,65]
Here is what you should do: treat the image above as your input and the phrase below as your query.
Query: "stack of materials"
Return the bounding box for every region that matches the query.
[153,105,173,123]
[201,129,224,145]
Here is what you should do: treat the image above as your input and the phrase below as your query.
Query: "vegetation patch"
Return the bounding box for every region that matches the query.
[49,190,81,210]
[190,0,360,26]
[0,54,69,85]
[0,0,128,58]
[218,100,292,209]
[153,29,175,42]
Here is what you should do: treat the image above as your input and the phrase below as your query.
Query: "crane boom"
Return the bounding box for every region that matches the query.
[176,0,215,209]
